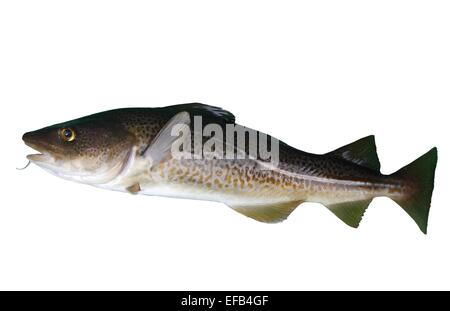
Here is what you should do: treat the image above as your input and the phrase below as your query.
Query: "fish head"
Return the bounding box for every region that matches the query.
[22,115,137,184]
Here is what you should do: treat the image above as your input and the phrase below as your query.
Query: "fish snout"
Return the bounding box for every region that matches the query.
[22,129,56,154]
[22,130,48,149]
[22,131,38,144]
[22,129,60,163]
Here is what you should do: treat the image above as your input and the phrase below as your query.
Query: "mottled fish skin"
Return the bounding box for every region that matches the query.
[22,103,437,233]
[95,107,407,206]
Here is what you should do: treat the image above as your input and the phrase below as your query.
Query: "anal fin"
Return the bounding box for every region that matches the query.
[229,201,302,223]
[326,199,372,228]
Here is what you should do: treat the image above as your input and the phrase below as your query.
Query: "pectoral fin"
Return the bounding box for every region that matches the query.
[325,199,372,228]
[143,111,191,167]
[228,201,302,223]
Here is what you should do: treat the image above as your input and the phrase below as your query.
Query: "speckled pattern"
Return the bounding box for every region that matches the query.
[22,103,437,232]
[101,105,409,205]
[112,107,404,202]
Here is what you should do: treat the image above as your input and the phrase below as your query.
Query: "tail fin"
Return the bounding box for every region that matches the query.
[390,147,438,234]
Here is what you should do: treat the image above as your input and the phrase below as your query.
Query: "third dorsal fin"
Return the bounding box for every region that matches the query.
[326,135,380,172]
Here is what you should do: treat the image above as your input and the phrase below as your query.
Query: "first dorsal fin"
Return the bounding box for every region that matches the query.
[326,135,380,172]
[163,103,235,124]
[228,201,302,223]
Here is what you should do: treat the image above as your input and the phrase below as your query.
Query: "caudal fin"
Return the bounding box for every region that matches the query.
[390,147,438,234]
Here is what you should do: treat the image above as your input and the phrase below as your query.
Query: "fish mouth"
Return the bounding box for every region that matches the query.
[22,132,57,164]
[26,152,54,163]
[24,142,56,164]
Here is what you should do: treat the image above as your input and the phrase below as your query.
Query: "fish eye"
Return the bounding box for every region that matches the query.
[59,128,76,142]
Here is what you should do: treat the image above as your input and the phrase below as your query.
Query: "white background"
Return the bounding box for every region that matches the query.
[0,1,449,290]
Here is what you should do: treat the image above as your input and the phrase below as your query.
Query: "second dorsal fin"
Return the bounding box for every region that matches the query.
[326,135,380,172]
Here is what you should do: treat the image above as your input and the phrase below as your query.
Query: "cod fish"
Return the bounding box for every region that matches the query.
[22,103,437,233]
